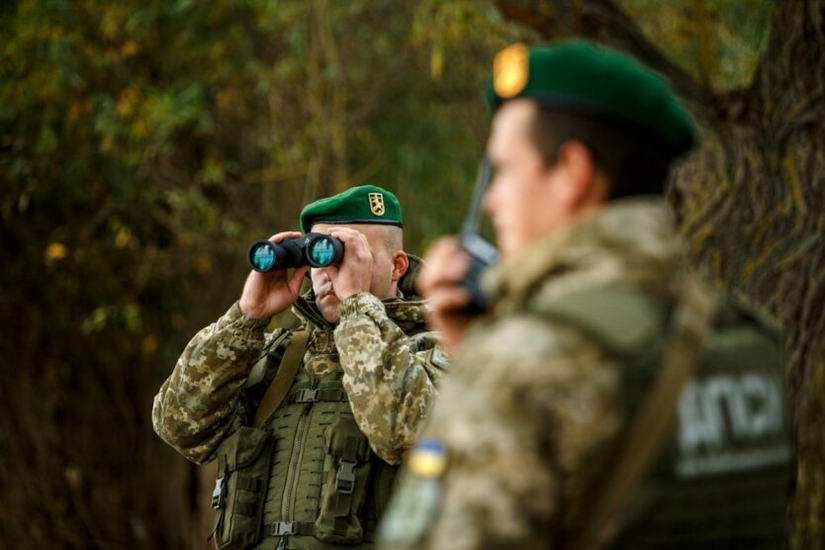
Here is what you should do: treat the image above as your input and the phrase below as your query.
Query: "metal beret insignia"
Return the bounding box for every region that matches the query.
[369,192,386,216]
[493,43,529,99]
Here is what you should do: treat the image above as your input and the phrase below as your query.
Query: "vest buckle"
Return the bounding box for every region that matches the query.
[296,388,319,403]
[211,477,225,509]
[336,459,356,494]
[270,521,296,536]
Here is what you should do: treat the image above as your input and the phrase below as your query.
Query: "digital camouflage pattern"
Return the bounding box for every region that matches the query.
[335,292,445,464]
[400,198,688,549]
[152,257,446,467]
[152,301,270,465]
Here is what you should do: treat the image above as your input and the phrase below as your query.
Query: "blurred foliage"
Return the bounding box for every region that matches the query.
[0,0,524,545]
[618,0,774,89]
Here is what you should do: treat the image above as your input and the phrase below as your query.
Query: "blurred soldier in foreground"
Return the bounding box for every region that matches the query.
[153,185,447,549]
[379,41,793,549]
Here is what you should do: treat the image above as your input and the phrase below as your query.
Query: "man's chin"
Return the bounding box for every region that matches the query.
[318,297,340,324]
[321,312,340,324]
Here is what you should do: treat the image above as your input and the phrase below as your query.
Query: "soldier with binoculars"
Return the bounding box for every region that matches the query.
[153,185,447,550]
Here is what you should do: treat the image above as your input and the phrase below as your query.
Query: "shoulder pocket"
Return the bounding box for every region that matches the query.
[211,426,274,549]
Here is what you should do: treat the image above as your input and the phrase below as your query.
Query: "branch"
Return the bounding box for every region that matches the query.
[754,0,825,129]
[494,0,715,122]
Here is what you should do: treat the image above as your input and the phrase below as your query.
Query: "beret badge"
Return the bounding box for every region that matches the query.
[368,192,386,216]
[493,43,529,99]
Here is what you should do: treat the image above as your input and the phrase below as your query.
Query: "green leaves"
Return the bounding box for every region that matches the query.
[618,0,773,90]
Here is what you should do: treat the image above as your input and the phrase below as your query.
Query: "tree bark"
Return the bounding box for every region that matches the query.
[496,0,825,545]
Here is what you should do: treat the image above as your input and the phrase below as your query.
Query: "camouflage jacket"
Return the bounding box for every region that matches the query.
[390,197,791,549]
[397,199,691,548]
[152,256,447,466]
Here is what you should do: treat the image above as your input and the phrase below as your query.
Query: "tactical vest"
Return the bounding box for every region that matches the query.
[209,335,398,550]
[535,288,793,549]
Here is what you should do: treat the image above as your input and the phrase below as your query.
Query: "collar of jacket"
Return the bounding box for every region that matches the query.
[291,253,429,334]
[483,197,685,313]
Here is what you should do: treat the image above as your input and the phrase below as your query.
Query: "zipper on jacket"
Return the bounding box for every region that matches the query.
[281,377,318,521]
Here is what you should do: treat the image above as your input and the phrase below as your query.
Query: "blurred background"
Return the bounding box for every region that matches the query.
[2,0,823,548]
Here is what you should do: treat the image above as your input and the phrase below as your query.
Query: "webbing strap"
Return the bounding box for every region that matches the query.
[235,476,260,492]
[569,277,718,550]
[287,388,347,404]
[252,330,310,429]
[265,521,316,537]
[333,486,353,535]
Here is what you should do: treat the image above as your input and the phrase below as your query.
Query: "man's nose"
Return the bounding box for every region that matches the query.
[313,268,331,283]
[482,181,497,214]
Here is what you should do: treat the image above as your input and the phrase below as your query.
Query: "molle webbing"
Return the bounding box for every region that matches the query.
[259,368,388,548]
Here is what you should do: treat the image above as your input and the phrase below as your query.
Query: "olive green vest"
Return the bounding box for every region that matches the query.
[535,288,792,549]
[209,336,398,550]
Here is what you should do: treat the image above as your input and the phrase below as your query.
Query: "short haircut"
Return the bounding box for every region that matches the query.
[380,225,403,255]
[357,224,403,258]
[529,102,675,198]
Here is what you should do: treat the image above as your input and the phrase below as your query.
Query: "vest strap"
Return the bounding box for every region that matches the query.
[288,387,348,404]
[569,276,718,550]
[332,489,354,535]
[253,330,310,429]
[266,521,316,537]
[235,476,261,493]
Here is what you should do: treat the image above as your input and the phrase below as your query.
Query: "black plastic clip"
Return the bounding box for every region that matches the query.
[296,388,319,403]
[336,459,356,494]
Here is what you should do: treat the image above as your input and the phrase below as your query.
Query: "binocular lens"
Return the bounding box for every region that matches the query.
[308,238,335,267]
[249,242,276,272]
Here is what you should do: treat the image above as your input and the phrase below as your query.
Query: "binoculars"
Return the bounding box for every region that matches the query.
[247,233,345,272]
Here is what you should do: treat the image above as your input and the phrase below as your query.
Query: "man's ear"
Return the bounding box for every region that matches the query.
[391,250,410,282]
[555,140,605,207]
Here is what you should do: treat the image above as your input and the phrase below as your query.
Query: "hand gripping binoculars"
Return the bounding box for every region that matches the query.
[247,233,345,272]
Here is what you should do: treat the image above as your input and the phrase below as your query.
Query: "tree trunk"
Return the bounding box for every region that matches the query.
[496,0,825,546]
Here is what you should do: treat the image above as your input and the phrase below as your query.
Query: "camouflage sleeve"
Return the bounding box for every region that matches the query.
[418,314,624,549]
[152,302,280,465]
[334,292,448,465]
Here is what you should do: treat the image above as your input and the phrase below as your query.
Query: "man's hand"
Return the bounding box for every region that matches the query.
[323,227,374,300]
[417,237,478,353]
[239,231,309,319]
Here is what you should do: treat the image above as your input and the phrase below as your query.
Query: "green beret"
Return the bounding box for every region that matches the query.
[488,40,696,156]
[300,185,403,233]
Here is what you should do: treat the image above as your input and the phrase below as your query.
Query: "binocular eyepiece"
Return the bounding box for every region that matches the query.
[247,233,345,272]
